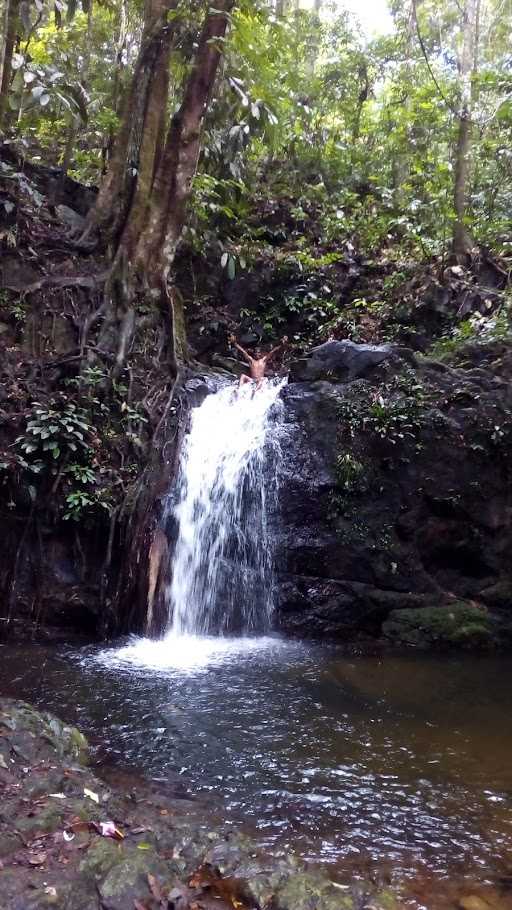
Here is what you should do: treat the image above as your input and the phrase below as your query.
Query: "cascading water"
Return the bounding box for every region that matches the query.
[164,378,285,638]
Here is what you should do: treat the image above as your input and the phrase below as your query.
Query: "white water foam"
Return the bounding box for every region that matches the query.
[164,378,285,637]
[92,378,286,673]
[93,633,291,674]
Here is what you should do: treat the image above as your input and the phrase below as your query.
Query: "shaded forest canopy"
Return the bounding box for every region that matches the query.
[0,0,511,634]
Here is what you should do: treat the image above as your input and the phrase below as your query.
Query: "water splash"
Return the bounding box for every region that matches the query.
[164,378,285,637]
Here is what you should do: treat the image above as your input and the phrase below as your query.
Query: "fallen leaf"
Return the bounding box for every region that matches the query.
[130,826,152,835]
[188,864,256,909]
[92,821,124,841]
[0,753,8,770]
[83,787,99,803]
[28,852,47,865]
[48,793,66,799]
[147,873,163,901]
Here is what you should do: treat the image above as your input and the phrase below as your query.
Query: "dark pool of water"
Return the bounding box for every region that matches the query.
[2,636,512,901]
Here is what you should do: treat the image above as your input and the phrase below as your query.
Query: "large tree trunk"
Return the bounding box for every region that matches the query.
[0,0,21,129]
[352,61,369,142]
[83,0,176,246]
[131,1,235,277]
[130,0,235,368]
[392,1,415,213]
[91,0,235,377]
[452,0,480,259]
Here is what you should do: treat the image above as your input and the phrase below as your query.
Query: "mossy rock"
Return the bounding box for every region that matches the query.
[382,603,494,650]
[0,699,89,766]
[78,837,125,879]
[98,848,171,910]
[269,871,354,910]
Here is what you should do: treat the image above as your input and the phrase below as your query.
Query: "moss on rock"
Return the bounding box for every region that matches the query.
[382,603,494,649]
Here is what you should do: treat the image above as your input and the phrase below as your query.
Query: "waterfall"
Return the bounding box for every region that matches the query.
[164,378,285,638]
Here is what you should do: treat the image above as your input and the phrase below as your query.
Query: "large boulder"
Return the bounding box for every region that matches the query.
[289,339,394,383]
[273,341,512,647]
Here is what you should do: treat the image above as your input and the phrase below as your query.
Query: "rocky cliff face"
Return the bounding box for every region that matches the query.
[274,340,512,648]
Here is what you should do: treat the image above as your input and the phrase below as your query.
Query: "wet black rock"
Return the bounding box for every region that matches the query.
[274,340,512,648]
[289,339,394,382]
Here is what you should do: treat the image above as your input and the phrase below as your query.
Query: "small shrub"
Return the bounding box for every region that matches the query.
[337,371,429,446]
[335,453,368,493]
[15,400,93,467]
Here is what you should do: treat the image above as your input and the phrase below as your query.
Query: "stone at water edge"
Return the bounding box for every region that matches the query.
[382,604,495,649]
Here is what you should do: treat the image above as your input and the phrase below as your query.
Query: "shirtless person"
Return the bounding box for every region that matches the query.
[229,334,288,389]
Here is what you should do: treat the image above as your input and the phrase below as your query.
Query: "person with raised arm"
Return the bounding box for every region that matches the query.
[229,334,288,389]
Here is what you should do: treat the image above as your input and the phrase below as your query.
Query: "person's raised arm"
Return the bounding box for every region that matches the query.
[229,334,253,364]
[264,336,289,362]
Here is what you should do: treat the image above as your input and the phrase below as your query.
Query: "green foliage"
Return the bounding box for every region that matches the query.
[3,366,149,521]
[5,397,111,520]
[335,453,368,494]
[430,303,512,358]
[15,400,93,467]
[2,0,512,267]
[3,3,134,181]
[338,372,429,447]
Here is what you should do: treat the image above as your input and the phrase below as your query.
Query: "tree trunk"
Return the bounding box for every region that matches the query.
[0,0,21,129]
[306,0,322,76]
[102,0,128,171]
[352,61,369,142]
[131,1,235,278]
[91,0,235,377]
[82,0,176,246]
[392,1,415,213]
[452,0,479,259]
